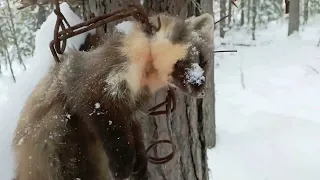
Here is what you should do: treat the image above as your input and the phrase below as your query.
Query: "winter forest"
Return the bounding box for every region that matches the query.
[1,0,320,180]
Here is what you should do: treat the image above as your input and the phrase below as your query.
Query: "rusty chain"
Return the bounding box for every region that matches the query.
[50,1,176,164]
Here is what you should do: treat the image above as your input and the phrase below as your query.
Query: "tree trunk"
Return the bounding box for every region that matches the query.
[252,0,257,40]
[36,4,47,30]
[303,0,309,24]
[220,0,226,37]
[247,0,251,25]
[82,0,140,38]
[240,0,244,26]
[141,0,213,179]
[0,26,16,82]
[81,0,214,179]
[288,0,300,36]
[5,0,26,70]
[228,0,232,26]
[199,0,216,149]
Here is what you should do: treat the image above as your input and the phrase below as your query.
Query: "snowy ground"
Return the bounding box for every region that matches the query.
[208,17,320,180]
[1,3,320,179]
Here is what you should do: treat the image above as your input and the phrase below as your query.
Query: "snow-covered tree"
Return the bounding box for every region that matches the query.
[0,0,52,80]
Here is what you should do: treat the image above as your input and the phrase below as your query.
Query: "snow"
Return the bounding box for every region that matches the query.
[95,103,101,109]
[115,21,135,35]
[1,3,320,180]
[186,63,205,85]
[0,0,5,8]
[208,16,320,180]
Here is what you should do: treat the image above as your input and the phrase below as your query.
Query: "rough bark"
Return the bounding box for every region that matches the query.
[199,0,215,149]
[82,0,140,38]
[288,0,300,36]
[140,0,213,179]
[143,0,189,17]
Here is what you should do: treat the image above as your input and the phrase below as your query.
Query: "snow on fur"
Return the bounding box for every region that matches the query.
[186,63,205,85]
[0,3,94,179]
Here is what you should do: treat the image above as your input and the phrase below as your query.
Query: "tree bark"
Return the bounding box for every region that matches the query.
[141,0,213,179]
[288,0,300,36]
[82,0,140,38]
[199,0,215,149]
[143,0,189,17]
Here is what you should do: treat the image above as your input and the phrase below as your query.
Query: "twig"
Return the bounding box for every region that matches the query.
[214,0,238,25]
[214,14,230,25]
[231,0,238,8]
[214,50,237,53]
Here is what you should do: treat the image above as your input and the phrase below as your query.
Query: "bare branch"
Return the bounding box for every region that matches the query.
[214,50,237,53]
[215,14,230,25]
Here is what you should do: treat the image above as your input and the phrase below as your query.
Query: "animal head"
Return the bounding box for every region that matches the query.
[117,13,214,98]
[148,13,214,97]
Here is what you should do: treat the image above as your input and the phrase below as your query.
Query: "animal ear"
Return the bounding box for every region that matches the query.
[185,13,214,35]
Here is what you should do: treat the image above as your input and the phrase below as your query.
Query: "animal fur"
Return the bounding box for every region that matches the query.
[12,13,214,180]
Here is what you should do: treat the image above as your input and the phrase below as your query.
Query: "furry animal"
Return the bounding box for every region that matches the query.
[12,12,214,180]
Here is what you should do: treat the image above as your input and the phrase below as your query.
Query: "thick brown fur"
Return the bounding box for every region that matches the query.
[12,13,214,180]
